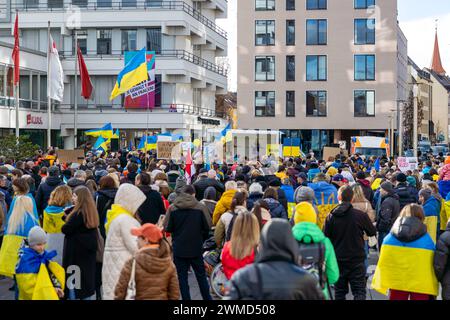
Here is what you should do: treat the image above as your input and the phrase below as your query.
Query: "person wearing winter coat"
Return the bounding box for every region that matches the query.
[434,220,450,300]
[376,182,401,249]
[167,165,181,190]
[439,157,450,181]
[163,185,212,300]
[95,176,118,239]
[394,173,418,209]
[307,163,321,183]
[246,183,264,211]
[262,188,288,220]
[35,166,64,218]
[323,185,376,300]
[102,183,146,300]
[193,169,225,201]
[228,219,324,300]
[199,186,217,219]
[62,186,99,300]
[214,193,247,248]
[292,203,339,299]
[135,172,166,225]
[419,188,441,243]
[308,176,339,229]
[356,171,374,205]
[372,204,438,300]
[43,185,72,265]
[212,181,238,225]
[114,223,180,300]
[268,179,288,211]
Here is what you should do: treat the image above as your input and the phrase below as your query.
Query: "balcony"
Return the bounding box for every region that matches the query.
[59,49,228,77]
[9,0,227,39]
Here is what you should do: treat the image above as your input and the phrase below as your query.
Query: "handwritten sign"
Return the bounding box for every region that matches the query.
[157,141,181,161]
[57,150,85,164]
[397,157,418,172]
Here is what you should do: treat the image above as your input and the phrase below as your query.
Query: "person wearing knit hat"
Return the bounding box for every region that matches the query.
[200,186,217,218]
[293,202,317,225]
[294,186,315,204]
[406,176,417,188]
[28,226,48,249]
[326,166,338,178]
[114,223,180,300]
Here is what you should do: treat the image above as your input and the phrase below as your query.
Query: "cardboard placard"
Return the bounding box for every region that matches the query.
[57,149,85,164]
[157,141,181,161]
[323,147,348,161]
[397,157,418,173]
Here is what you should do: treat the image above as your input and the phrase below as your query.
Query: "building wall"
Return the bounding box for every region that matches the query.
[237,0,399,131]
[430,73,449,143]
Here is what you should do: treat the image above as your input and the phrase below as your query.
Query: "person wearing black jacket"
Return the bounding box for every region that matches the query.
[163,185,212,300]
[324,185,376,300]
[356,171,374,205]
[434,221,450,300]
[95,176,118,239]
[193,169,224,201]
[268,178,288,211]
[376,182,400,249]
[393,173,418,209]
[136,172,166,224]
[228,219,324,300]
[35,166,64,218]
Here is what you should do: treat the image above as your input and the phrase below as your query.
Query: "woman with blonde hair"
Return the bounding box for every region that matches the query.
[62,186,100,300]
[372,204,438,300]
[43,185,72,265]
[221,210,260,280]
[0,195,39,278]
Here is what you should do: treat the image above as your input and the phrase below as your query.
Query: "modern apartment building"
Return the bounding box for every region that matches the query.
[237,0,406,154]
[0,0,228,149]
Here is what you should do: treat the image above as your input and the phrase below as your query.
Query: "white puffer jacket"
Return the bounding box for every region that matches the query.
[101,214,140,300]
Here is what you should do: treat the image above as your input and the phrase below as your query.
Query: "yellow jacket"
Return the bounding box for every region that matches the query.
[212,190,237,225]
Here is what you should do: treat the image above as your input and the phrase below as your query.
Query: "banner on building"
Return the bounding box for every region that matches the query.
[124,51,156,109]
[398,157,419,173]
[157,141,181,161]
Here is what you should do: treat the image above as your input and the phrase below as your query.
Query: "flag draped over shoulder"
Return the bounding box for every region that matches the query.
[110,47,148,100]
[308,182,339,230]
[85,123,114,139]
[48,35,64,102]
[371,233,438,296]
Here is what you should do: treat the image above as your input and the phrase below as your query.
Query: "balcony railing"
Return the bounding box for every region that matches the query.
[59,49,228,76]
[9,0,227,39]
[54,103,227,118]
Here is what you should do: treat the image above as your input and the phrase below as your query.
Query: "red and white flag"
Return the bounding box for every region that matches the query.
[48,35,64,102]
[77,44,93,100]
[12,14,19,85]
[185,147,195,184]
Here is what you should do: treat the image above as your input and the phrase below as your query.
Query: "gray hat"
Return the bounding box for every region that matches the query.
[294,186,315,203]
[28,226,48,247]
[95,169,108,178]
[48,166,60,177]
[419,188,432,201]
[175,176,187,193]
[380,181,394,193]
[204,186,217,200]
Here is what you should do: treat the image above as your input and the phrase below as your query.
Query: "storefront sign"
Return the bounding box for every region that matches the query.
[26,114,43,125]
[197,117,221,126]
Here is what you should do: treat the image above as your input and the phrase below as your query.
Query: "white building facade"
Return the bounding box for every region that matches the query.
[0,0,228,149]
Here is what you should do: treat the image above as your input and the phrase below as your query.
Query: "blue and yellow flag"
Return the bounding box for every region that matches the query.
[93,136,109,151]
[308,182,339,229]
[43,206,65,234]
[220,123,232,144]
[138,135,157,151]
[372,232,438,296]
[110,47,148,100]
[112,129,120,139]
[85,123,114,139]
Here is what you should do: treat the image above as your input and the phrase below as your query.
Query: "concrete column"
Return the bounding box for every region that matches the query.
[111,29,121,54]
[64,132,75,150]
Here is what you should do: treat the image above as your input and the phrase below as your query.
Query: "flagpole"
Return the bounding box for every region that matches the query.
[74,30,78,149]
[14,11,19,140]
[47,21,51,148]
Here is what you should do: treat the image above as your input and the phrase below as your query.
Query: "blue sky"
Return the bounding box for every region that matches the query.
[218,0,450,92]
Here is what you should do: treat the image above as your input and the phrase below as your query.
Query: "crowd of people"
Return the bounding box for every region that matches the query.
[1,148,450,300]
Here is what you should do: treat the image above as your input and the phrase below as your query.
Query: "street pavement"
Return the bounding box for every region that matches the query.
[0,247,386,300]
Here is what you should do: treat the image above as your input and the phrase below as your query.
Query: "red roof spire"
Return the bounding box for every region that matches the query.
[431,25,446,75]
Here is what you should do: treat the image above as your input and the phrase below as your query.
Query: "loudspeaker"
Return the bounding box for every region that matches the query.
[110,139,119,152]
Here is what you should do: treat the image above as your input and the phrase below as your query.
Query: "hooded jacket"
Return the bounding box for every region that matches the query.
[164,193,211,258]
[263,197,288,220]
[228,219,324,300]
[292,222,340,299]
[434,221,450,300]
[114,240,180,300]
[323,203,376,264]
[372,216,438,297]
[394,182,418,209]
[247,192,263,211]
[35,176,64,216]
[376,191,401,233]
[213,189,237,225]
[137,185,166,225]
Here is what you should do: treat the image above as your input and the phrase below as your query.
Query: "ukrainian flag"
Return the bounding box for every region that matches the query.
[372,232,438,296]
[93,136,109,151]
[308,182,339,229]
[85,123,114,139]
[220,123,232,144]
[16,247,65,300]
[110,47,148,100]
[43,206,65,234]
[112,129,120,139]
[138,135,157,151]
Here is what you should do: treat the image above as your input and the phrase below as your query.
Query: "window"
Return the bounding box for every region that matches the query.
[97,0,112,7]
[306,19,327,45]
[286,20,295,45]
[286,91,295,117]
[24,0,38,8]
[255,20,275,46]
[306,55,327,81]
[354,90,375,117]
[355,0,375,9]
[48,0,63,8]
[255,56,275,81]
[74,30,88,55]
[286,56,295,81]
[97,29,112,54]
[286,0,295,10]
[122,0,137,7]
[306,91,327,117]
[122,30,137,53]
[306,0,327,10]
[355,19,375,44]
[354,54,375,80]
[256,0,275,10]
[72,0,88,7]
[146,28,161,54]
[255,91,275,117]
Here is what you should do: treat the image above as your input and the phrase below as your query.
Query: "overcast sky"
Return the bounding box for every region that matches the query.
[217,0,450,92]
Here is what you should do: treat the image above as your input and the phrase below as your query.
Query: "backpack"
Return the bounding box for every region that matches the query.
[297,241,327,289]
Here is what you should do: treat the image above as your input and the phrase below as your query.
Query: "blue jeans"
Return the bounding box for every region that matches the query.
[68,289,95,300]
[173,256,212,301]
